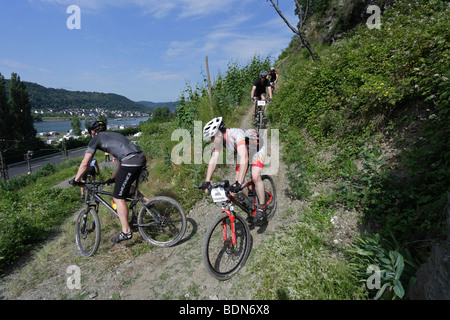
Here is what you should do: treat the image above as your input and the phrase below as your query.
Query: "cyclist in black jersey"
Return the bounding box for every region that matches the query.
[251,70,273,123]
[72,120,147,243]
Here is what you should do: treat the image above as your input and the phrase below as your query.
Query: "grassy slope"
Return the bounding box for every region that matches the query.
[251,0,449,299]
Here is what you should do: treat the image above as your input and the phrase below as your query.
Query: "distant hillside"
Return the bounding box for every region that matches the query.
[5,80,151,112]
[138,100,179,112]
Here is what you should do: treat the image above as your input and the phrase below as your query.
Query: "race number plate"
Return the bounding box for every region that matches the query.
[257,100,266,106]
[211,187,228,202]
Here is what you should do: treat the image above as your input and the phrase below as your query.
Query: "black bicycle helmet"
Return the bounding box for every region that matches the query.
[260,70,268,78]
[88,119,107,133]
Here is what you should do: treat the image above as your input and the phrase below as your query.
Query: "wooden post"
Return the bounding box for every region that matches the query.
[205,56,214,117]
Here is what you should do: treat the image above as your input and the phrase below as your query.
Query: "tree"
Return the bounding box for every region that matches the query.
[71,117,82,135]
[268,0,319,61]
[0,73,11,140]
[8,73,37,141]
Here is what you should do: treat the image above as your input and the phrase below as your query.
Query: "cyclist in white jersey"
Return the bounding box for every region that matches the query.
[200,117,267,221]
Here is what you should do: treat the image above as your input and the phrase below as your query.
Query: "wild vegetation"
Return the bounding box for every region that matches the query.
[1,0,448,300]
[265,0,449,299]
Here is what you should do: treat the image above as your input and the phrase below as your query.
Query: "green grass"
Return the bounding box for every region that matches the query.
[261,0,449,299]
[250,208,366,300]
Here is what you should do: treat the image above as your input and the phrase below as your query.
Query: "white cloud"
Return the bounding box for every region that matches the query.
[136,69,185,83]
[35,0,244,19]
[165,41,196,58]
[0,58,52,74]
[0,58,33,70]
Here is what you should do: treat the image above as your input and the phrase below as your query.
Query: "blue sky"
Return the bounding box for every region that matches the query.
[0,0,296,103]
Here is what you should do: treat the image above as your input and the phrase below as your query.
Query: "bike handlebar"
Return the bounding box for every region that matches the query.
[199,180,244,195]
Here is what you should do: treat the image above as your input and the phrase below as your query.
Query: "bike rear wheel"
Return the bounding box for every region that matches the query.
[75,207,101,257]
[202,212,251,280]
[261,175,277,221]
[138,196,186,247]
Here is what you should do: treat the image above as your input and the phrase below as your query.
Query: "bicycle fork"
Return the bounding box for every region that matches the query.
[221,205,236,246]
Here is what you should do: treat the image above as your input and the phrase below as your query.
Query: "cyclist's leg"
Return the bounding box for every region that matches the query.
[253,94,261,119]
[251,147,266,219]
[251,165,264,207]
[260,93,267,112]
[113,166,142,235]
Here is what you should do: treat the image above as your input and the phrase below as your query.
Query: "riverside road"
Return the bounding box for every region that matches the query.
[6,147,88,179]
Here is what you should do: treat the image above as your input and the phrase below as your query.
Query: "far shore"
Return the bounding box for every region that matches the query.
[34,116,147,122]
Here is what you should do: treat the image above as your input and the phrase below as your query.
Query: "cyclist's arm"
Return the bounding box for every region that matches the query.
[251,85,256,99]
[268,85,273,100]
[206,149,220,182]
[75,152,94,182]
[236,144,248,185]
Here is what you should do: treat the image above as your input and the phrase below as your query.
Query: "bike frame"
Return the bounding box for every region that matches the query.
[84,183,159,228]
[218,178,274,246]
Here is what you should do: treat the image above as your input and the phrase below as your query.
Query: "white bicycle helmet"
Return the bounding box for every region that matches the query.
[203,117,225,139]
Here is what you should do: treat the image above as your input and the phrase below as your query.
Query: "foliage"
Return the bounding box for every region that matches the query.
[3,80,150,113]
[151,106,176,123]
[348,233,418,300]
[70,117,82,136]
[0,72,37,142]
[268,0,449,299]
[213,55,272,114]
[0,181,79,271]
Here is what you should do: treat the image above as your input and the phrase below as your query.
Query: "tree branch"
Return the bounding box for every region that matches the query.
[293,0,304,29]
[269,0,300,36]
[268,0,319,61]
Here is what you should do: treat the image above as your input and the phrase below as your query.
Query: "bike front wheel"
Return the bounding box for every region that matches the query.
[202,212,252,280]
[258,111,265,132]
[138,196,186,247]
[75,207,101,257]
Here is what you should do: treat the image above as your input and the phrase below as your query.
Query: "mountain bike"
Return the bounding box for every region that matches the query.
[201,175,277,280]
[253,99,270,133]
[70,179,187,257]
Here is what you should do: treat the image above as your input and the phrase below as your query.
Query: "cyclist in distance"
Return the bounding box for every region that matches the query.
[72,119,147,243]
[250,70,273,124]
[268,67,278,93]
[200,117,268,222]
[80,156,100,199]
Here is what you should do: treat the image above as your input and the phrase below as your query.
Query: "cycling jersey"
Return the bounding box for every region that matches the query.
[86,131,145,167]
[89,157,97,167]
[269,71,278,82]
[215,128,265,170]
[86,131,146,199]
[253,78,270,98]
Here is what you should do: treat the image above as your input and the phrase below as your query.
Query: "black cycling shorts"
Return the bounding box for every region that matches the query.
[82,166,96,181]
[113,165,143,199]
[253,92,266,100]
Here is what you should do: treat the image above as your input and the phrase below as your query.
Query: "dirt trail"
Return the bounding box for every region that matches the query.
[0,107,304,300]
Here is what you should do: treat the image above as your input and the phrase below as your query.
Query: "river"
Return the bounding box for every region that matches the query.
[33,117,149,134]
